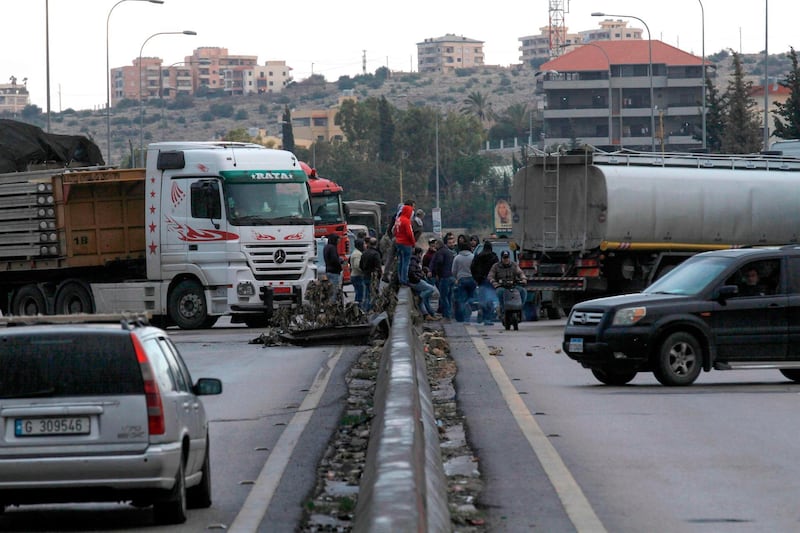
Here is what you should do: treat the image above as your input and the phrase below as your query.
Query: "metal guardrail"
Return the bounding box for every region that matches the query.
[353,288,450,533]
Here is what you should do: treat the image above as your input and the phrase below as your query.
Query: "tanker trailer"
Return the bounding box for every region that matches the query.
[511,151,800,316]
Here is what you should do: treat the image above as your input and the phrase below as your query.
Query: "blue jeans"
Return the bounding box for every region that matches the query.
[477,280,497,323]
[411,280,437,316]
[327,272,342,302]
[396,244,412,285]
[437,276,455,318]
[454,277,477,322]
[351,275,365,306]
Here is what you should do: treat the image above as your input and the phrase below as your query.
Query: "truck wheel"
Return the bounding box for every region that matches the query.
[779,369,800,383]
[168,280,208,330]
[653,332,702,386]
[591,368,637,385]
[55,281,94,315]
[11,285,47,316]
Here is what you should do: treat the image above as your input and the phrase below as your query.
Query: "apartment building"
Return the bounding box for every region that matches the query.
[417,34,485,73]
[539,40,705,151]
[233,60,292,96]
[0,80,30,114]
[285,94,355,146]
[519,19,643,66]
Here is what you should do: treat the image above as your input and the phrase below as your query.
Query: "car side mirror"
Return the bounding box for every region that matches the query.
[194,378,223,396]
[714,284,739,301]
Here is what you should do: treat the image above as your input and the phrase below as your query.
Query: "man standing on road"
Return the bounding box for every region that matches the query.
[430,233,456,320]
[323,234,343,302]
[359,237,383,311]
[471,240,499,325]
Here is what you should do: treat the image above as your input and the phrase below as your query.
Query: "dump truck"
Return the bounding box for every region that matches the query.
[511,150,800,317]
[344,200,385,238]
[0,141,316,328]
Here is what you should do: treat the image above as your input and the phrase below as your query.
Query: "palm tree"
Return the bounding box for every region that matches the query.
[461,91,495,123]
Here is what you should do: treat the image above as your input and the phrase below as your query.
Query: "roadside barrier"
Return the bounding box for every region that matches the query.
[353,288,450,532]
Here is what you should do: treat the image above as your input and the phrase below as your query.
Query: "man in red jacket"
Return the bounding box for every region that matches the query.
[393,203,416,285]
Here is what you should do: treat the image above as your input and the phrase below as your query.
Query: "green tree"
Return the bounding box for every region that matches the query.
[460,91,494,123]
[772,47,800,140]
[377,96,394,162]
[721,52,763,153]
[699,74,726,153]
[223,128,252,142]
[281,105,294,152]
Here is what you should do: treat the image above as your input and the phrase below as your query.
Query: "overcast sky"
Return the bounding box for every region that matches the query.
[3,0,795,112]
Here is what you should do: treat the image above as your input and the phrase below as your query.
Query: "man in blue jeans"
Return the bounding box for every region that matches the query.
[409,247,439,320]
[430,233,456,320]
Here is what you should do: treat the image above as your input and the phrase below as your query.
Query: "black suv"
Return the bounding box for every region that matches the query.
[563,247,800,386]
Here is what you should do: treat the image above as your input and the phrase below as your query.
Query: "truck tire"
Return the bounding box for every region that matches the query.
[11,285,47,316]
[168,280,208,330]
[653,332,702,386]
[54,280,94,315]
[591,368,637,385]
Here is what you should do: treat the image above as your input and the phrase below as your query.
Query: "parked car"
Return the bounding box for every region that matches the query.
[563,246,800,386]
[0,314,222,523]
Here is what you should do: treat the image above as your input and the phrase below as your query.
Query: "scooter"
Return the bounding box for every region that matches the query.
[500,283,523,331]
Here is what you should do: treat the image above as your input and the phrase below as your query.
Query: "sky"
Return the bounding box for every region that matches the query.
[3,0,796,112]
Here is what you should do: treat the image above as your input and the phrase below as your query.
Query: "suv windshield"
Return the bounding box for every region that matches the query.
[644,255,735,295]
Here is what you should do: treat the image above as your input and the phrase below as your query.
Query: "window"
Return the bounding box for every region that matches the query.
[724,259,781,297]
[191,180,222,219]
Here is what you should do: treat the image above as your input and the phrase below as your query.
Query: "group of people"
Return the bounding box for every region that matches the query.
[425,234,528,324]
[324,197,528,324]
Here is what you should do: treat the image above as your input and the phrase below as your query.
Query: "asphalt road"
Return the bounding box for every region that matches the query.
[447,317,800,532]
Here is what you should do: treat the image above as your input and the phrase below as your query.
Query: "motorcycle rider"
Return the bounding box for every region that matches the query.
[488,250,527,316]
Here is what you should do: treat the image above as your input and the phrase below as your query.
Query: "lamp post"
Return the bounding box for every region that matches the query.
[139,30,196,166]
[106,0,164,166]
[763,0,769,151]
[45,0,51,132]
[434,114,440,209]
[698,0,706,150]
[592,12,655,152]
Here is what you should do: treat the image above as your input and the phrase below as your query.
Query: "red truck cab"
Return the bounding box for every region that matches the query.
[303,162,350,283]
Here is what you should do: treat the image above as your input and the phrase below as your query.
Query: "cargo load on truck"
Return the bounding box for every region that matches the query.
[0,142,315,329]
[0,119,104,172]
[511,150,800,316]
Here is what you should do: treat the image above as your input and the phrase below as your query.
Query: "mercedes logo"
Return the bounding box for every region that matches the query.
[273,249,287,264]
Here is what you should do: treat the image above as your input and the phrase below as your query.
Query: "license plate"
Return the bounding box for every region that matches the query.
[568,338,584,353]
[15,417,91,437]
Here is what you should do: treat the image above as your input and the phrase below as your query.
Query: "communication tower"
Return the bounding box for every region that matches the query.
[549,0,569,58]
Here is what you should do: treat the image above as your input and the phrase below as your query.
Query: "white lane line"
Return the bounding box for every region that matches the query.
[228,346,344,532]
[465,325,606,533]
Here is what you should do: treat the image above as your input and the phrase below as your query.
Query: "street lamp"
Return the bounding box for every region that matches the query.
[592,12,655,152]
[763,0,769,151]
[139,30,196,166]
[698,0,706,150]
[106,0,164,165]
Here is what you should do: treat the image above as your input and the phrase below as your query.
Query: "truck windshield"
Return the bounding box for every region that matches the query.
[311,194,345,224]
[226,182,312,226]
[644,255,735,296]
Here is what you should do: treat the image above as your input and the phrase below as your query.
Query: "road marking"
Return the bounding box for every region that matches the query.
[465,325,607,533]
[228,346,344,532]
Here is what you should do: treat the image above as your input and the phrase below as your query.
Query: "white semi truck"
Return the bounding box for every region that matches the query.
[0,141,316,328]
[511,150,800,316]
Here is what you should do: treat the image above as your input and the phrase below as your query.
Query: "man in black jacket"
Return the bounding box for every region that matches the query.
[471,240,499,325]
[323,234,343,302]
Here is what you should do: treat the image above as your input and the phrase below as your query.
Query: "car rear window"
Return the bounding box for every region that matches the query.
[0,332,144,398]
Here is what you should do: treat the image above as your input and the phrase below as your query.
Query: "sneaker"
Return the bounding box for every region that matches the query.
[425,315,440,321]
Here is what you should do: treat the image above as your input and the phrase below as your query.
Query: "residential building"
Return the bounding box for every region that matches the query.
[417,34,485,73]
[284,94,355,146]
[0,79,30,113]
[539,40,706,152]
[186,47,257,95]
[111,57,163,104]
[520,20,642,66]
[749,81,791,142]
[238,60,292,95]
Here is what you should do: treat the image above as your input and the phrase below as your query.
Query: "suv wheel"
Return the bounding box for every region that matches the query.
[654,332,702,386]
[153,459,188,524]
[591,368,637,386]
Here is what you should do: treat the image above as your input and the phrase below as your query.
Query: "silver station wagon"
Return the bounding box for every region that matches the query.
[0,314,222,524]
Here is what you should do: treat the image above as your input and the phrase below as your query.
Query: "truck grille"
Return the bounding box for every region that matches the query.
[568,310,604,326]
[243,242,312,281]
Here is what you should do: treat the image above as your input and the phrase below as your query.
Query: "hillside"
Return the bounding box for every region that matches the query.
[20,51,794,165]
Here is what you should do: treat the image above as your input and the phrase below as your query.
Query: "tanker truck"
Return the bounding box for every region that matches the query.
[0,141,316,328]
[511,150,800,317]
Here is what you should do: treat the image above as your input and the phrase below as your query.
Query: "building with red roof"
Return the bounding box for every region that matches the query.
[538,40,707,152]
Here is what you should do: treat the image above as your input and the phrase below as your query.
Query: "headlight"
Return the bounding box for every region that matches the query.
[612,307,646,326]
[237,281,256,297]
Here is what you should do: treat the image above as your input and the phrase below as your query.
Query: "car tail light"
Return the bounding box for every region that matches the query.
[132,334,166,435]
